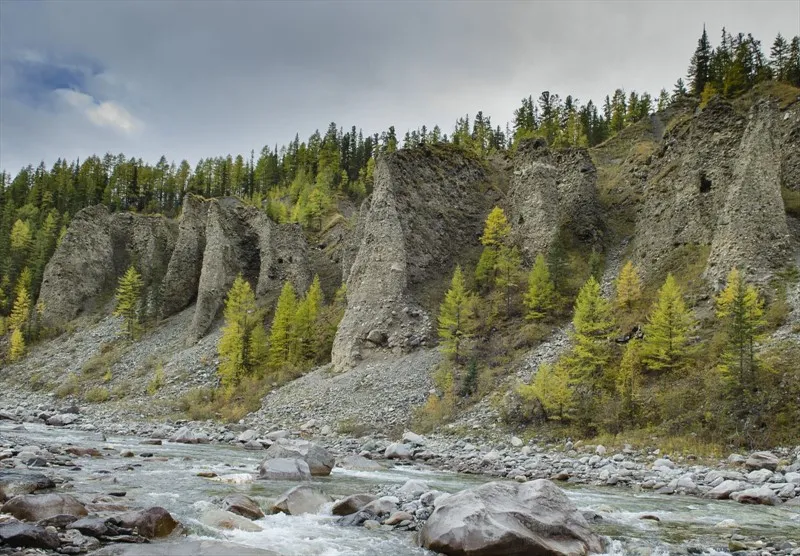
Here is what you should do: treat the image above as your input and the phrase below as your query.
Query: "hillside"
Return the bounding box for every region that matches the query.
[1,84,799,452]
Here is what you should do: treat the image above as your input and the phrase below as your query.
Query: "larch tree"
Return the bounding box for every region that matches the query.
[518,362,573,421]
[294,275,323,362]
[9,328,25,362]
[438,265,476,362]
[614,260,642,315]
[217,275,268,389]
[494,245,523,317]
[8,285,31,332]
[267,281,298,377]
[715,268,764,393]
[641,274,694,373]
[524,253,556,320]
[616,339,642,421]
[475,206,511,289]
[114,265,144,338]
[567,276,615,391]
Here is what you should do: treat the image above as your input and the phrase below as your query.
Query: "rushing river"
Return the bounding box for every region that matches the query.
[2,422,799,555]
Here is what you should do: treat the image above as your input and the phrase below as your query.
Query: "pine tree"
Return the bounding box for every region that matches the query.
[437,266,475,362]
[673,78,688,99]
[267,281,298,377]
[715,268,764,393]
[113,266,144,338]
[770,33,789,81]
[614,260,642,314]
[787,36,800,86]
[641,274,694,373]
[294,275,323,362]
[524,254,556,320]
[688,26,712,96]
[217,275,268,388]
[9,327,25,362]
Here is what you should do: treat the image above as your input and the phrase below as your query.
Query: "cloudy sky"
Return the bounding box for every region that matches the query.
[1,0,798,175]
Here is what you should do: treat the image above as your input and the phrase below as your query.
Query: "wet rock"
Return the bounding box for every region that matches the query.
[261,439,334,476]
[258,458,312,481]
[65,447,102,457]
[385,511,414,525]
[200,509,262,532]
[67,517,111,538]
[0,521,61,550]
[93,539,279,555]
[731,485,781,506]
[331,494,377,516]
[745,451,779,471]
[706,480,746,500]
[420,479,604,556]
[337,454,384,471]
[114,507,179,538]
[169,427,209,444]
[270,485,331,516]
[38,514,80,529]
[221,494,264,520]
[397,479,429,499]
[336,509,380,527]
[0,470,55,502]
[236,429,257,443]
[363,496,399,516]
[1,493,88,522]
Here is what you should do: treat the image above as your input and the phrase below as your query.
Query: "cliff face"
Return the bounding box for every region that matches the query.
[39,197,313,342]
[331,147,490,370]
[39,206,177,328]
[506,139,603,258]
[632,97,799,285]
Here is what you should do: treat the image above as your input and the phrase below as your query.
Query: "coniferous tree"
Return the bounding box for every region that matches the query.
[217,275,268,388]
[787,36,800,86]
[437,266,476,362]
[568,276,614,387]
[688,26,712,96]
[294,275,323,362]
[9,328,25,362]
[524,254,556,320]
[518,362,572,420]
[641,274,694,373]
[673,78,688,99]
[476,207,511,289]
[770,33,789,81]
[8,285,31,333]
[267,281,298,377]
[616,339,642,420]
[715,268,764,393]
[614,261,642,314]
[114,266,143,338]
[494,245,523,317]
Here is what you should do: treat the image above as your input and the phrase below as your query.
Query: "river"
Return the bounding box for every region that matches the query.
[2,422,798,555]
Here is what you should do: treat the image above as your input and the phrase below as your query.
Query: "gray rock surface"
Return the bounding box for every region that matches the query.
[331,494,377,516]
[0,471,55,502]
[420,479,604,555]
[1,493,88,522]
[258,458,312,481]
[221,493,264,520]
[270,485,331,515]
[261,439,335,476]
[200,509,262,532]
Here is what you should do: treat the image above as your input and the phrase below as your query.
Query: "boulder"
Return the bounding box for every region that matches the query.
[1,493,88,522]
[170,427,209,444]
[706,480,746,500]
[385,443,413,460]
[363,496,399,516]
[236,429,258,443]
[46,414,78,426]
[114,507,179,538]
[270,485,331,515]
[0,521,61,550]
[338,454,384,471]
[745,451,780,471]
[385,511,414,525]
[261,439,334,476]
[731,485,781,506]
[398,479,429,499]
[402,431,425,446]
[200,509,263,532]
[221,493,264,520]
[336,508,380,527]
[67,517,112,538]
[92,540,279,556]
[258,458,312,481]
[420,480,604,556]
[331,494,377,516]
[0,471,55,502]
[747,468,774,484]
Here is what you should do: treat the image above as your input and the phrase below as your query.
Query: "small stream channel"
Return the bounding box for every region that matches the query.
[2,422,799,555]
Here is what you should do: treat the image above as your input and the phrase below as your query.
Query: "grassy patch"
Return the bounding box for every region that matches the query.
[82,341,125,379]
[336,417,374,437]
[54,373,80,399]
[147,364,165,395]
[176,376,271,422]
[782,186,800,217]
[84,386,110,403]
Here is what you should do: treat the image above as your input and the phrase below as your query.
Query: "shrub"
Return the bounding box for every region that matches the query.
[147,365,165,396]
[54,374,80,398]
[84,386,110,403]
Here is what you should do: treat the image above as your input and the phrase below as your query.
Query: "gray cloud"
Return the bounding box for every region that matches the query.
[1,0,798,174]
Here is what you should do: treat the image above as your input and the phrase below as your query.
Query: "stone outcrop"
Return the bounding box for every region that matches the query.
[506,139,603,259]
[419,479,604,555]
[38,196,315,343]
[633,97,798,284]
[39,206,177,329]
[332,146,490,369]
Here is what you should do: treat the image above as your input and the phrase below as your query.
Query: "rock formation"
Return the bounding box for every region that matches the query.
[332,146,490,370]
[506,139,603,259]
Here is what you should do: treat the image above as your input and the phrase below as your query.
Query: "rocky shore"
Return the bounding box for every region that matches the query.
[2,397,800,555]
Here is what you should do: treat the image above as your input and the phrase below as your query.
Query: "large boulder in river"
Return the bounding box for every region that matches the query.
[0,521,61,550]
[200,509,262,532]
[0,471,55,502]
[258,458,312,481]
[261,439,334,476]
[270,485,331,515]
[420,480,604,556]
[730,485,781,506]
[331,494,378,516]
[1,493,88,522]
[221,493,264,520]
[113,506,180,538]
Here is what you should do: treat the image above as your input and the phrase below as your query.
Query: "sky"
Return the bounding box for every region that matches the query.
[1,0,798,175]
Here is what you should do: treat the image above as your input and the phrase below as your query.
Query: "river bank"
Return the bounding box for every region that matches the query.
[2,396,800,555]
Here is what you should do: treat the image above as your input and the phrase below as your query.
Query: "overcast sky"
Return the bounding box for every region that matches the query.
[1,0,798,175]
